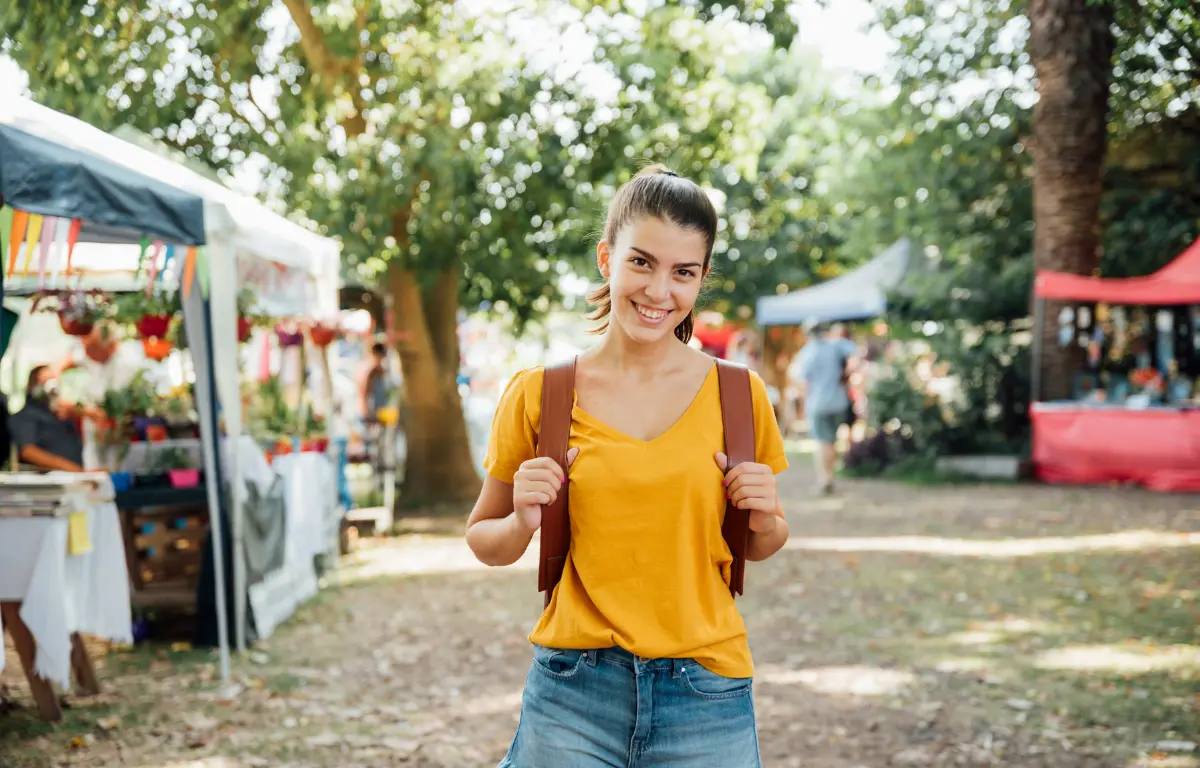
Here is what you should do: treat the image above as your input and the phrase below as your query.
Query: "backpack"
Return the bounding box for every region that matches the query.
[535,357,757,608]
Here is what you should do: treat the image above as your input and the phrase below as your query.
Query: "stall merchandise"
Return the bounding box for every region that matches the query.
[1031,235,1200,492]
[0,473,131,721]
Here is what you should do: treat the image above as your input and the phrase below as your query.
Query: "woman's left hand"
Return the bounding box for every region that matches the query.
[714,452,780,532]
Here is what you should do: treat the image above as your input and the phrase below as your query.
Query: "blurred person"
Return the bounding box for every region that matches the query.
[792,320,858,494]
[358,341,393,424]
[9,366,85,472]
[467,166,788,767]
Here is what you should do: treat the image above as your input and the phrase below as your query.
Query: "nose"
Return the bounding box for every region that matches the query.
[644,270,671,304]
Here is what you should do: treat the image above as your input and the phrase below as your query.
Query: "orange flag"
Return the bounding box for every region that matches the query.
[7,209,28,278]
[182,246,197,297]
[65,218,83,276]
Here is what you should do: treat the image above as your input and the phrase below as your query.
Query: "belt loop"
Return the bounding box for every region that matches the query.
[672,659,684,679]
[585,650,598,667]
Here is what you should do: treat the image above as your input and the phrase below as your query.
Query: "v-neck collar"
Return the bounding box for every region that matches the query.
[570,363,717,445]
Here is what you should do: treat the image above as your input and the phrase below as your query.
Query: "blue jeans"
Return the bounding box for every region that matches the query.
[499,645,761,767]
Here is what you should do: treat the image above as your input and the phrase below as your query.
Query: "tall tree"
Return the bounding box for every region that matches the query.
[1028,0,1114,399]
[2,0,792,506]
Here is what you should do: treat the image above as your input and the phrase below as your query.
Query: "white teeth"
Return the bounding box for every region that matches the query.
[635,303,669,321]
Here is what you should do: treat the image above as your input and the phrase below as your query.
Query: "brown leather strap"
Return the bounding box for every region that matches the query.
[715,359,756,596]
[536,358,576,607]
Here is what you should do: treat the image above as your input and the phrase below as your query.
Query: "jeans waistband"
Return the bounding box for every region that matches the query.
[587,646,690,676]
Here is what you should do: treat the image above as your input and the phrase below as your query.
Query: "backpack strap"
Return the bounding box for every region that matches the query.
[715,359,756,596]
[536,357,577,608]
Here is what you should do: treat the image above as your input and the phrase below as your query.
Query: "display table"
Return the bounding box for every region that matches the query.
[1031,402,1200,492]
[0,473,132,720]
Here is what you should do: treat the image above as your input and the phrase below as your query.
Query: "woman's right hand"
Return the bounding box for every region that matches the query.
[513,448,579,531]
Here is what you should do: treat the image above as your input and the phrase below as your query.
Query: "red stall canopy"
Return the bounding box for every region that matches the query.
[1035,235,1200,304]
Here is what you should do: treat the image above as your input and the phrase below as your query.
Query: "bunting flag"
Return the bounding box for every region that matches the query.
[7,209,29,278]
[0,208,12,263]
[182,245,197,297]
[145,240,164,295]
[21,214,44,276]
[134,236,150,278]
[50,216,70,286]
[257,330,272,381]
[37,216,59,289]
[64,218,83,276]
[195,246,210,297]
[159,244,176,285]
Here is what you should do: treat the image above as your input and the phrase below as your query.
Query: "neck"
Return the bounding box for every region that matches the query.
[593,324,683,374]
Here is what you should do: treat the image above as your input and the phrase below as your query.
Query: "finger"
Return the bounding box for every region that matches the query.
[517,468,563,489]
[517,490,552,507]
[735,496,776,512]
[566,447,579,468]
[522,480,558,499]
[713,451,728,472]
[721,461,761,486]
[730,485,768,505]
[523,457,565,483]
[727,473,770,497]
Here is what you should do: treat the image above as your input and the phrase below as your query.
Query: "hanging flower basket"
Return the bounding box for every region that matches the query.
[275,324,304,348]
[142,337,174,361]
[237,316,254,343]
[309,324,339,348]
[136,314,173,340]
[59,313,95,337]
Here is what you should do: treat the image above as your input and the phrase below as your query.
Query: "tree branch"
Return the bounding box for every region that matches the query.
[280,0,354,94]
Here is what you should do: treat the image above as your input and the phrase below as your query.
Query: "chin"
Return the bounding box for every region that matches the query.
[615,301,680,344]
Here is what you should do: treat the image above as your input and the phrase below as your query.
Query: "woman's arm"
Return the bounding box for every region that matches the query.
[465,475,538,566]
[745,498,789,561]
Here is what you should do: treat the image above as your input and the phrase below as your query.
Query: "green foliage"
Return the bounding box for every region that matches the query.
[111,290,180,324]
[150,446,194,472]
[100,370,158,424]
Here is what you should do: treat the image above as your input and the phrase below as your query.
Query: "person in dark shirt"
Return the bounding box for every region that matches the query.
[9,365,85,472]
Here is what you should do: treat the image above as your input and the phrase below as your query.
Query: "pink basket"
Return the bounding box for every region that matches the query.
[168,469,200,489]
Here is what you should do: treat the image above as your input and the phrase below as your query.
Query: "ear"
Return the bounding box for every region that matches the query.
[596,240,611,279]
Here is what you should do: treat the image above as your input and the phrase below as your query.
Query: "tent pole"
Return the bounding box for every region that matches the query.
[191,294,232,684]
[1031,297,1045,403]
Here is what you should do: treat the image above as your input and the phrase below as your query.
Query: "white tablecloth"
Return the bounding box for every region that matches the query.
[0,475,132,689]
[271,452,338,564]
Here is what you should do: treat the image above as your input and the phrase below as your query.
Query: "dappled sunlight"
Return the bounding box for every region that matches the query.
[785,530,1200,558]
[1127,757,1199,767]
[932,656,998,675]
[453,687,524,717]
[339,536,536,583]
[944,617,1060,648]
[1034,643,1200,674]
[757,664,916,696]
[154,759,249,768]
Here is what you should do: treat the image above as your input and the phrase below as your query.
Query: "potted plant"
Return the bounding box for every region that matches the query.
[153,446,200,489]
[275,321,304,348]
[236,287,261,343]
[113,290,180,340]
[309,321,339,348]
[31,289,111,337]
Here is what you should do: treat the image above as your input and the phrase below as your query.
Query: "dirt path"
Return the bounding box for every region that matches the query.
[4,465,1198,767]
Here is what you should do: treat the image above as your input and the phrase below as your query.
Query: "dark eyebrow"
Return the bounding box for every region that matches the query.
[630,246,703,270]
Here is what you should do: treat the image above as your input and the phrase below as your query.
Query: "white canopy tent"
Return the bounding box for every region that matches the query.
[756,239,916,326]
[1,96,340,670]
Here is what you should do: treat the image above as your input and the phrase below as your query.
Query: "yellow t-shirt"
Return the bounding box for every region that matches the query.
[483,363,788,677]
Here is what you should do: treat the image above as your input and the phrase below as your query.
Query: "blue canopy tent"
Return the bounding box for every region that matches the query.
[756,239,917,326]
[0,104,237,683]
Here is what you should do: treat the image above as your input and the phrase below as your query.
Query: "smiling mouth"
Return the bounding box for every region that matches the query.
[633,302,671,323]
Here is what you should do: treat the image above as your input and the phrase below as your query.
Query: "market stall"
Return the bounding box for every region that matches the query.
[0,96,241,689]
[1031,236,1200,492]
[2,97,342,697]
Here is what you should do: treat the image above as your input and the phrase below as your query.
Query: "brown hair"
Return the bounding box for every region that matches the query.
[587,165,718,343]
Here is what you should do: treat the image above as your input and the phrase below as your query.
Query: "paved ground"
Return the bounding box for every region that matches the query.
[3,461,1199,767]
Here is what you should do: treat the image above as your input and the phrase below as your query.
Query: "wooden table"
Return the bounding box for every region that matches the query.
[2,603,98,721]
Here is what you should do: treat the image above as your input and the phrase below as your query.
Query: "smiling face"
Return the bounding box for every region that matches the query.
[597,216,709,346]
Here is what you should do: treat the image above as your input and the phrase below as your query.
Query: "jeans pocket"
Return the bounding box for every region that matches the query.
[530,645,588,681]
[680,663,752,700]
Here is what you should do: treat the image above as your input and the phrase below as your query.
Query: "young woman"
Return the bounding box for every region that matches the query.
[466,166,789,767]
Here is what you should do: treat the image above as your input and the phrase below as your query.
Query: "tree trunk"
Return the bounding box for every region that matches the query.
[1029,0,1115,400]
[388,262,481,508]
